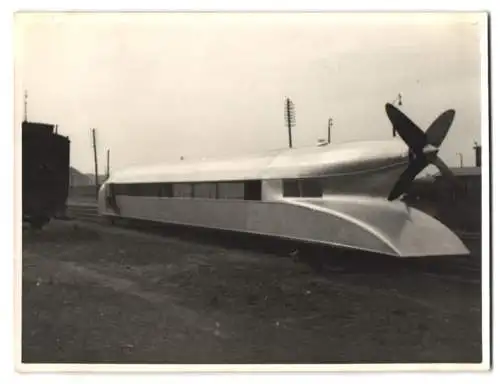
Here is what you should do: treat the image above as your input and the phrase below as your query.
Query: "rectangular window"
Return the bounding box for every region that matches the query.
[113,182,173,197]
[217,182,245,199]
[244,180,262,201]
[301,179,323,197]
[159,183,173,197]
[140,183,160,197]
[127,183,140,196]
[109,183,118,195]
[193,183,217,199]
[283,180,300,197]
[173,183,193,198]
[113,183,124,196]
[120,184,131,196]
[283,178,323,198]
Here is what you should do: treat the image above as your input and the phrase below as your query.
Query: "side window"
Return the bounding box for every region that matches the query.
[193,183,217,199]
[301,179,323,197]
[217,182,245,199]
[283,179,323,197]
[283,180,300,197]
[140,183,159,196]
[108,183,116,196]
[114,183,129,196]
[244,180,262,201]
[113,184,121,195]
[173,183,193,198]
[159,183,173,197]
[129,183,141,196]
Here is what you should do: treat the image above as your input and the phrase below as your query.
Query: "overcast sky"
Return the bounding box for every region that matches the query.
[15,12,485,174]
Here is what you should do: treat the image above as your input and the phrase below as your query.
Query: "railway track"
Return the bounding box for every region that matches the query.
[64,203,482,282]
[66,203,102,223]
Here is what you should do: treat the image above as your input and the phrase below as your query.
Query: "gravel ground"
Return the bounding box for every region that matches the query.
[21,220,483,365]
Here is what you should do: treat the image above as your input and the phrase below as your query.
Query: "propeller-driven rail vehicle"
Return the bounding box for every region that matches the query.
[97,104,469,257]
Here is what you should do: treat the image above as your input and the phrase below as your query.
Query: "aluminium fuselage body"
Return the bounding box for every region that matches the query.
[98,140,469,257]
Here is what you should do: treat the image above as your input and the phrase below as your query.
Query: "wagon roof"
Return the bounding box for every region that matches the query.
[108,140,407,184]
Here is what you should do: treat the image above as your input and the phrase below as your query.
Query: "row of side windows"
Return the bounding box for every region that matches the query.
[110,180,262,201]
[283,178,323,198]
[109,178,322,200]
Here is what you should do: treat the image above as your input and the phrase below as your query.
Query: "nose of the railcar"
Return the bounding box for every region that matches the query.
[97,182,108,213]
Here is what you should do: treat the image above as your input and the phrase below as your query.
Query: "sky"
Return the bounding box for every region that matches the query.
[14,12,486,175]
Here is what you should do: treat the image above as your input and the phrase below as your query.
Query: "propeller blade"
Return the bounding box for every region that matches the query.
[433,156,456,181]
[432,156,464,193]
[385,103,427,152]
[426,110,455,148]
[388,156,429,201]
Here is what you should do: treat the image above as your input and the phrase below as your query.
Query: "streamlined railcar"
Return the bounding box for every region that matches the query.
[97,104,470,257]
[97,138,468,257]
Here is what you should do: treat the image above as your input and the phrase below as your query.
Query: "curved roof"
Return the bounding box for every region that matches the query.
[108,139,408,184]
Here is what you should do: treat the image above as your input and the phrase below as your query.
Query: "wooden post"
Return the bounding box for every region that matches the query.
[287,99,292,148]
[24,90,28,122]
[106,149,110,179]
[328,118,333,144]
[92,129,99,199]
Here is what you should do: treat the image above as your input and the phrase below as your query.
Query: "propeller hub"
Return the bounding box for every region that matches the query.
[423,144,438,153]
[422,144,439,159]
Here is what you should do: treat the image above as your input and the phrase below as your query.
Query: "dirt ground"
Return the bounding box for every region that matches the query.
[20,219,483,365]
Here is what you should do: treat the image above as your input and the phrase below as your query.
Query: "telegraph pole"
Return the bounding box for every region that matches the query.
[284,97,296,148]
[473,141,481,167]
[327,118,333,144]
[24,90,28,122]
[92,129,99,199]
[106,149,110,179]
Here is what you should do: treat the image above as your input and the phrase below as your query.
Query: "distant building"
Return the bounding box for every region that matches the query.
[434,166,481,203]
[405,166,481,232]
[69,167,107,186]
[84,173,108,185]
[69,167,93,186]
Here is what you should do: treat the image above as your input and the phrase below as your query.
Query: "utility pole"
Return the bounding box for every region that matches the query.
[92,129,99,199]
[327,118,333,144]
[24,90,28,122]
[473,141,481,167]
[106,149,110,179]
[284,97,296,148]
[457,152,463,168]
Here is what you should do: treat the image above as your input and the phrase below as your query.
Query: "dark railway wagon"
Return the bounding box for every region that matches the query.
[22,121,70,228]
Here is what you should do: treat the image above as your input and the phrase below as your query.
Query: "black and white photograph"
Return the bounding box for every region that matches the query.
[13,11,490,371]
